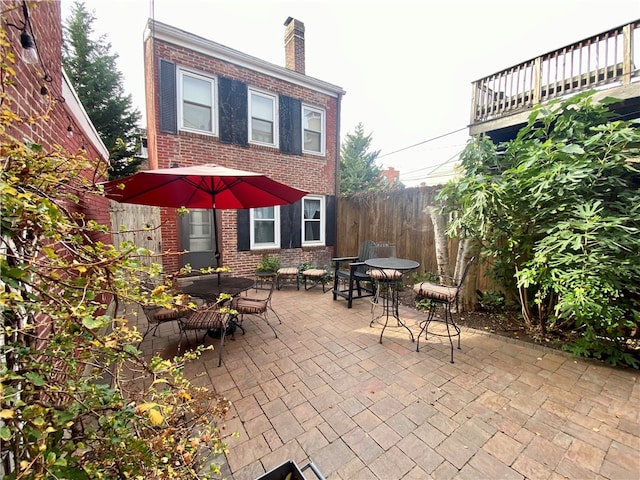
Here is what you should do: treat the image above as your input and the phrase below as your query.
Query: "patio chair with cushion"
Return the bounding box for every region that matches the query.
[140,304,185,340]
[413,256,475,363]
[231,274,281,338]
[331,240,380,308]
[138,279,187,341]
[178,303,235,367]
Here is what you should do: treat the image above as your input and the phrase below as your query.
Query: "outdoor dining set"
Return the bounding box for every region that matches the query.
[139,240,474,367]
[332,240,474,363]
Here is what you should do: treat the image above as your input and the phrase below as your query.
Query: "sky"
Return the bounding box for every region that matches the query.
[60,0,639,186]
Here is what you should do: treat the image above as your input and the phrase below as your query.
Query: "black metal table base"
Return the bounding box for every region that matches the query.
[370,280,414,344]
[204,317,245,367]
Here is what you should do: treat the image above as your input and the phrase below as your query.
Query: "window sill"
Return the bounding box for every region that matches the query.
[301,244,326,251]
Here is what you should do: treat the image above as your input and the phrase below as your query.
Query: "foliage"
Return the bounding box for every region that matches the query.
[477,290,506,313]
[439,91,640,367]
[340,122,383,194]
[255,254,281,273]
[297,261,314,272]
[0,28,231,478]
[406,270,439,285]
[415,298,434,312]
[62,0,143,180]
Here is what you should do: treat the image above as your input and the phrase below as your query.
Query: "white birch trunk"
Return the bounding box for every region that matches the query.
[427,205,451,282]
[454,238,477,312]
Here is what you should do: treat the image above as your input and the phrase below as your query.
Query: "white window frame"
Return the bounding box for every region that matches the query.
[249,89,278,147]
[250,206,281,249]
[178,69,217,135]
[187,209,213,252]
[302,104,325,155]
[301,195,325,246]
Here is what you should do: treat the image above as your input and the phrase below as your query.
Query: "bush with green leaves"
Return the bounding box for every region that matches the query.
[439,92,640,368]
[477,290,506,313]
[255,254,281,273]
[0,27,231,478]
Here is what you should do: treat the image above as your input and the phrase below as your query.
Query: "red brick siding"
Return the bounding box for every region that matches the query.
[4,0,111,292]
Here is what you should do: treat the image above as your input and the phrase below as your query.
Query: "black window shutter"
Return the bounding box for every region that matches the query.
[159,59,177,134]
[325,195,336,246]
[280,201,302,249]
[279,95,302,155]
[237,209,250,251]
[219,77,248,146]
[232,81,248,146]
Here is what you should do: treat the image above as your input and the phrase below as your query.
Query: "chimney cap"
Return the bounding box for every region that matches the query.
[284,16,294,26]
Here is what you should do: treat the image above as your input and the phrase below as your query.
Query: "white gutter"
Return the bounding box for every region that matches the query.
[62,69,110,161]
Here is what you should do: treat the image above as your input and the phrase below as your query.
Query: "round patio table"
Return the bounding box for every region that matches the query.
[180,275,255,304]
[365,257,420,344]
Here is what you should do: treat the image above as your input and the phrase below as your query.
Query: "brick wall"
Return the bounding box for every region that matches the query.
[3,0,111,287]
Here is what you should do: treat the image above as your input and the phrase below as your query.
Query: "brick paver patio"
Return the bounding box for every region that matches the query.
[138,286,639,480]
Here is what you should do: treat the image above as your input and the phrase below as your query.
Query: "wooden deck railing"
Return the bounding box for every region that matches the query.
[470,20,640,125]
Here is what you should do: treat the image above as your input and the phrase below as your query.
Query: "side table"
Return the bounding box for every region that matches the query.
[255,271,277,291]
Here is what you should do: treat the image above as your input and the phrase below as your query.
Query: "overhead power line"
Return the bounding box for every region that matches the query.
[402,149,463,176]
[377,126,468,159]
[400,150,463,183]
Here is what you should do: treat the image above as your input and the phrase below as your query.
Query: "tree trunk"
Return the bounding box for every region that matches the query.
[455,238,479,312]
[428,205,451,281]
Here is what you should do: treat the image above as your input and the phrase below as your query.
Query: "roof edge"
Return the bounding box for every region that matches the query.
[144,19,346,98]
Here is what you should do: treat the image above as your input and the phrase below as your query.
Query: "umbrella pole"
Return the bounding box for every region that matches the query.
[212,207,221,285]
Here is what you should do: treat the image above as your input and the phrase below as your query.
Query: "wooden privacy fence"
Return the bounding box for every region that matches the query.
[335,187,498,309]
[109,201,163,270]
[109,189,499,309]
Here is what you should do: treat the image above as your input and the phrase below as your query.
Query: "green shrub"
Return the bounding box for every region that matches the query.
[478,290,505,312]
[0,40,230,478]
[256,254,281,273]
[439,92,640,368]
[416,298,434,312]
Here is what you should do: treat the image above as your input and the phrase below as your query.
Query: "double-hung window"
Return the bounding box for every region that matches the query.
[249,90,277,146]
[250,206,280,249]
[302,105,324,154]
[187,209,213,252]
[179,70,216,134]
[302,196,325,245]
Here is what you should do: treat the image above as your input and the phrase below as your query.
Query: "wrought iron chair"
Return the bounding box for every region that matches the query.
[178,303,234,367]
[230,274,281,338]
[140,304,185,340]
[138,279,186,341]
[413,256,475,363]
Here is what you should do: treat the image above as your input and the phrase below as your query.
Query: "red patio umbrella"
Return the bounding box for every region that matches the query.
[101,163,307,269]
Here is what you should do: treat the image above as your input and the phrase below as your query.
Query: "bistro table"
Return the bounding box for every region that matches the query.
[365,257,420,344]
[180,275,255,336]
[180,275,255,304]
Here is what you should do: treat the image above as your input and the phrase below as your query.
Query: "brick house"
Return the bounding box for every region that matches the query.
[3,1,109,167]
[2,0,111,339]
[143,17,345,276]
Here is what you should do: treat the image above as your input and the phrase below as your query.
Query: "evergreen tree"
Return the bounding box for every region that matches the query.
[340,122,383,194]
[63,1,142,179]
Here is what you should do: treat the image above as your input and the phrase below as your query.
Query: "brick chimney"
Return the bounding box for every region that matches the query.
[284,17,305,74]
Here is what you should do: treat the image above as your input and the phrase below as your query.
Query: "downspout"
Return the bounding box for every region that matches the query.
[334,92,343,256]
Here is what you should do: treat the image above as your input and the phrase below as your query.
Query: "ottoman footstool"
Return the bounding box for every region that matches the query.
[302,268,329,292]
[276,267,299,290]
